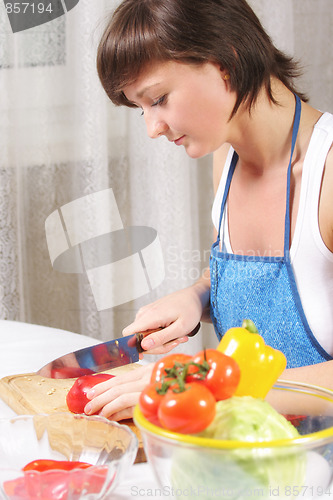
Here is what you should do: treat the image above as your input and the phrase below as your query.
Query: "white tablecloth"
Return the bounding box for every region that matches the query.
[0,320,166,499]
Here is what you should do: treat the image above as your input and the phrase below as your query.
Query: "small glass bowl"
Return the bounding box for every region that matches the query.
[0,412,138,499]
[134,380,333,499]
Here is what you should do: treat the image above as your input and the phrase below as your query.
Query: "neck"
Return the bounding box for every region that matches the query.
[228,80,301,174]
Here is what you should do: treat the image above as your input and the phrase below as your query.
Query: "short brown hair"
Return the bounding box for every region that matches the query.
[97,0,307,117]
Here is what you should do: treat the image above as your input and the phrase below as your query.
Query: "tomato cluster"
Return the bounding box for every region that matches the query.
[139,349,240,434]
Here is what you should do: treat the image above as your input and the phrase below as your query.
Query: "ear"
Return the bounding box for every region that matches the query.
[218,65,230,83]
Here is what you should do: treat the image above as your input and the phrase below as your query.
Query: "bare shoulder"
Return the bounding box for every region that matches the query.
[213,143,231,195]
[319,143,333,252]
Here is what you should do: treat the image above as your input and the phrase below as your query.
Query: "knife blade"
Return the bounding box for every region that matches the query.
[37,324,201,379]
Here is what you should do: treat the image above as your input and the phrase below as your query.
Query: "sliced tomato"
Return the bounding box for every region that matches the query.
[66,373,115,414]
[22,459,92,472]
[186,349,240,401]
[4,463,109,500]
[158,382,216,434]
[151,353,192,383]
[283,414,307,427]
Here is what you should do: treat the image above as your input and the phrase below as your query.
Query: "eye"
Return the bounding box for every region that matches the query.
[152,95,167,107]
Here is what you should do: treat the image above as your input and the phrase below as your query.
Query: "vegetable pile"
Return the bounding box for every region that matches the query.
[140,349,240,433]
[138,320,306,500]
[139,319,287,434]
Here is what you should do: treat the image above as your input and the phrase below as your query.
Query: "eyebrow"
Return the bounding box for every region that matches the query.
[136,82,161,99]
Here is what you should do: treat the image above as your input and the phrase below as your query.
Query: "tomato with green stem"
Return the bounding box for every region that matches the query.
[151,353,192,383]
[186,349,240,401]
[139,382,165,426]
[158,382,216,434]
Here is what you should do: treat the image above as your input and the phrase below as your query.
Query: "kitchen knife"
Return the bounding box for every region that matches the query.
[37,324,201,379]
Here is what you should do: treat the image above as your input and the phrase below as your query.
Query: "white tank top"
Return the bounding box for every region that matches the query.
[212,112,333,355]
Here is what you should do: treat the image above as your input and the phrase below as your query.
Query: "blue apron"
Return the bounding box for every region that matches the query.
[210,95,332,368]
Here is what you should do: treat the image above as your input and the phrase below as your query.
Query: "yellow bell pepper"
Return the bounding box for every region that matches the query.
[217,319,287,399]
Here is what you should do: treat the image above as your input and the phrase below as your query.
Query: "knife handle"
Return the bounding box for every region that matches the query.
[135,322,201,353]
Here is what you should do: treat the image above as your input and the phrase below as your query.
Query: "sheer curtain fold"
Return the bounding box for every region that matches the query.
[0,1,332,350]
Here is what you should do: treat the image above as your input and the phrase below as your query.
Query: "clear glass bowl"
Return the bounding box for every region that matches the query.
[134,380,333,499]
[0,412,138,499]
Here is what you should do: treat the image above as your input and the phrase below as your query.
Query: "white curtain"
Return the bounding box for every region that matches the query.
[0,0,332,353]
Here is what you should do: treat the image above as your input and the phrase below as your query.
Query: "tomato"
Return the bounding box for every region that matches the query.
[186,349,240,401]
[143,349,239,434]
[22,459,92,472]
[158,382,216,434]
[139,383,165,426]
[66,373,115,414]
[283,414,307,427]
[151,353,192,383]
[50,367,95,379]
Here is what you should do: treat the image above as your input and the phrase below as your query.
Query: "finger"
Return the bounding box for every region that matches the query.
[122,317,165,337]
[85,375,151,415]
[86,364,153,399]
[103,406,136,422]
[99,395,141,420]
[122,302,177,337]
[87,390,141,418]
[140,321,191,351]
[142,337,189,356]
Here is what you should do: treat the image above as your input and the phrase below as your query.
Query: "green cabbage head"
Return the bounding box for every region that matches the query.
[171,396,306,500]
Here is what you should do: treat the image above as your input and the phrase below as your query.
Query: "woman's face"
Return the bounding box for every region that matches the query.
[123,60,237,159]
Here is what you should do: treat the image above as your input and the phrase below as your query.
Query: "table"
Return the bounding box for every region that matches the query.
[0,320,166,499]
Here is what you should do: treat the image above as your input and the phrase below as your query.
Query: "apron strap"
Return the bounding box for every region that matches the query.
[217,151,239,242]
[284,94,302,256]
[216,94,302,253]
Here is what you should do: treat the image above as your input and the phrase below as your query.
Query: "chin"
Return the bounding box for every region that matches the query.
[185,146,212,159]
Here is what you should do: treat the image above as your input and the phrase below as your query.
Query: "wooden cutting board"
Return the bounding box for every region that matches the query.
[0,364,146,464]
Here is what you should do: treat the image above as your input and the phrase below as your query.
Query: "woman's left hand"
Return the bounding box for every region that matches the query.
[83,363,154,420]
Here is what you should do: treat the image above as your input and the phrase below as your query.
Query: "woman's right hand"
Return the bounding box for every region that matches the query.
[84,363,155,420]
[122,274,210,355]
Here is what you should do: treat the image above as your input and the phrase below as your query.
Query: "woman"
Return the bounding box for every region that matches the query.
[84,0,333,420]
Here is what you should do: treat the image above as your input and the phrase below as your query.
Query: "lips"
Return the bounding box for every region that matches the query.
[173,135,185,146]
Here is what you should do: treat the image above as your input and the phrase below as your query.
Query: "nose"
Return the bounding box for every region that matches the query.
[145,114,169,139]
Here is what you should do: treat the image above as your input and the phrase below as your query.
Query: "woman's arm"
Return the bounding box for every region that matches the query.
[282,360,333,391]
[122,269,211,354]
